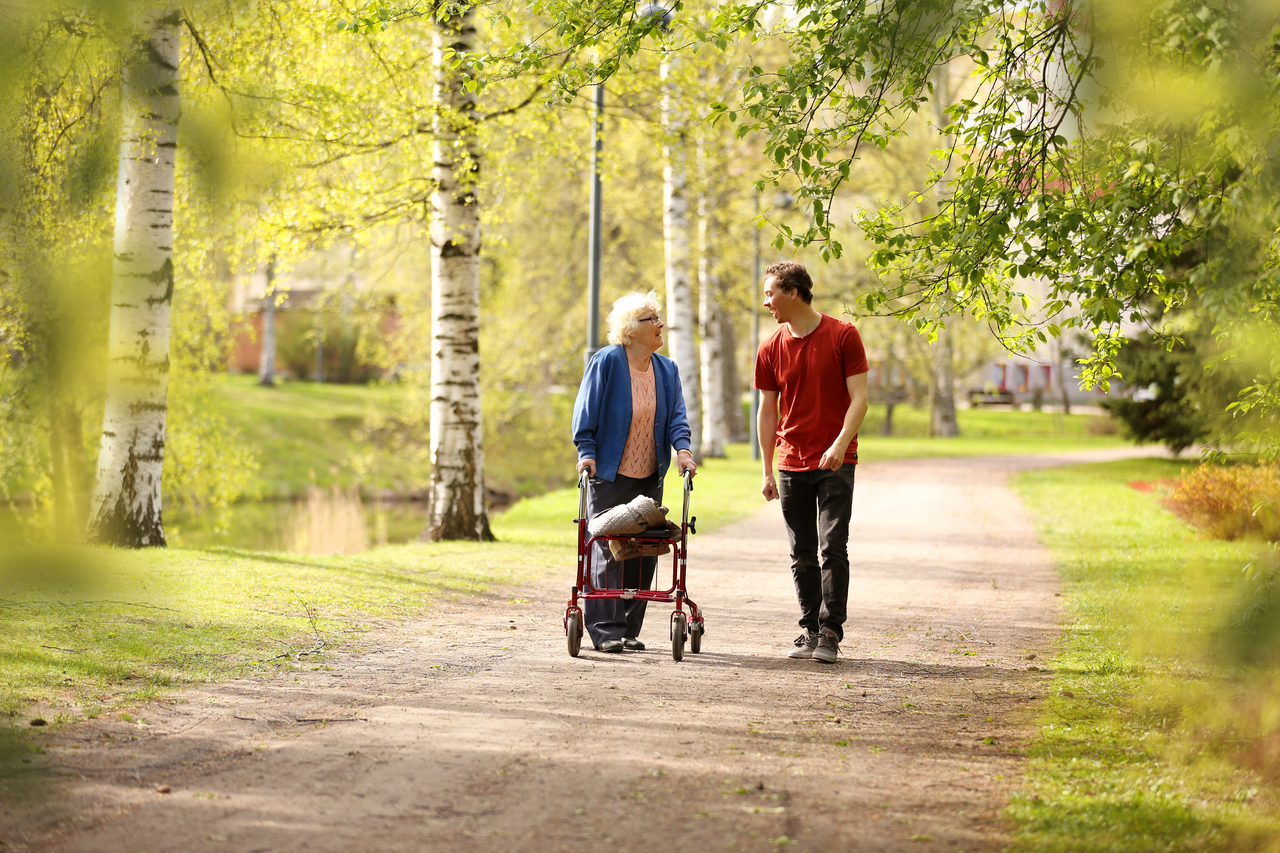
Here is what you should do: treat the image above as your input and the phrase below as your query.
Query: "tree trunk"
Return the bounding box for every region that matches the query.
[661,54,701,460]
[881,330,897,436]
[926,64,960,439]
[696,138,726,458]
[86,7,180,547]
[721,311,748,442]
[1055,341,1072,415]
[420,3,493,542]
[258,257,277,387]
[929,327,961,437]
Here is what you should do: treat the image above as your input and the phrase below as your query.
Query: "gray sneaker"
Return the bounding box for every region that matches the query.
[812,629,840,663]
[787,632,819,659]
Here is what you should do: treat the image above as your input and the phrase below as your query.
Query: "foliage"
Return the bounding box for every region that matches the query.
[276,310,384,385]
[0,0,270,544]
[1102,333,1218,454]
[1163,462,1280,542]
[468,0,1280,450]
[1012,459,1280,852]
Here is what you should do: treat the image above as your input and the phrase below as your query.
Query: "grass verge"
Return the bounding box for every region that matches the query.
[1010,458,1280,852]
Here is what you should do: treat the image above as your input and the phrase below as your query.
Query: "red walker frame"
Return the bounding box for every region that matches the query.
[563,469,705,660]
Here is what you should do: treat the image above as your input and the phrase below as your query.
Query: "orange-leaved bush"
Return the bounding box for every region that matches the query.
[1163,463,1280,541]
[1162,466,1280,537]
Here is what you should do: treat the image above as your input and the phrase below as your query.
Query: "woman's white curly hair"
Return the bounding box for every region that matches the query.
[606,290,661,346]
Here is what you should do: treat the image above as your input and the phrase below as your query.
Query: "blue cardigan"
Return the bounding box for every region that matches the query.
[572,345,692,482]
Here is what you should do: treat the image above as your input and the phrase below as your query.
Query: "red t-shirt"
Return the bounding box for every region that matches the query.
[753,314,869,471]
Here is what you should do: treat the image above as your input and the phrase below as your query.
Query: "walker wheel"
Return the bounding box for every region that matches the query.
[671,612,687,662]
[567,610,583,658]
[690,621,703,654]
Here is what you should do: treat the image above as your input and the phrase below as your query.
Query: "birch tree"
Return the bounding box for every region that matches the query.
[660,50,701,459]
[86,6,180,547]
[421,3,493,542]
[697,139,727,457]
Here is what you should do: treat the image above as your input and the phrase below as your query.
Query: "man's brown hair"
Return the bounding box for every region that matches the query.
[764,261,813,304]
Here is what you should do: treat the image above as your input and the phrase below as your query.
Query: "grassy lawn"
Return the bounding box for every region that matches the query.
[1011,459,1280,852]
[212,374,430,500]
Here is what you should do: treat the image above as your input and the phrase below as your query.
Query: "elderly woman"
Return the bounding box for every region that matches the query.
[573,291,697,653]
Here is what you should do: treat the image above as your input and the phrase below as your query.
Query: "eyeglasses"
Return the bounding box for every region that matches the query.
[640,315,663,325]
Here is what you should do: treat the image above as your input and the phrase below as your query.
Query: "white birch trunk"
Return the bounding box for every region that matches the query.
[661,55,701,459]
[86,7,180,547]
[258,257,276,386]
[421,5,492,541]
[696,144,726,458]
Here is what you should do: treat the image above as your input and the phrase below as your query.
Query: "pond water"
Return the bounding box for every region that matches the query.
[168,499,430,551]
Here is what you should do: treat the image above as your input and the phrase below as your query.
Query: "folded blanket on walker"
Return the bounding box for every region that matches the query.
[588,495,680,559]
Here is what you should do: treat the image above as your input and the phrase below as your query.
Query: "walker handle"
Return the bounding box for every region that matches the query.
[681,467,693,529]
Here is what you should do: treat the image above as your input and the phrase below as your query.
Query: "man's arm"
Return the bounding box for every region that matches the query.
[758,389,781,501]
[818,372,870,470]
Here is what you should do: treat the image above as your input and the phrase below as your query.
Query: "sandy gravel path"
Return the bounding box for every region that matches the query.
[4,449,1163,853]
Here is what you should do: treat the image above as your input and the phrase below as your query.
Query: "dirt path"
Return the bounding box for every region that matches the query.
[4,450,1163,853]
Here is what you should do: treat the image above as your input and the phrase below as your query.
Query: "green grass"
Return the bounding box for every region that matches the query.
[1010,459,1280,852]
[858,403,1125,459]
[213,374,431,500]
[0,541,565,719]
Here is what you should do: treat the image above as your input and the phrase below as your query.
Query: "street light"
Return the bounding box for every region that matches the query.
[749,189,794,461]
[583,80,604,369]
[584,4,674,368]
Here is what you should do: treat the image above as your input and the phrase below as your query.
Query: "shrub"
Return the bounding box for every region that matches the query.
[1163,463,1280,541]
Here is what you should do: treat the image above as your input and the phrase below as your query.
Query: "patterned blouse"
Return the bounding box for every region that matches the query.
[617,361,657,478]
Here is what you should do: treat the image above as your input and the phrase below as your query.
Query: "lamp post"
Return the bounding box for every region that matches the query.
[584,81,604,368]
[585,5,673,368]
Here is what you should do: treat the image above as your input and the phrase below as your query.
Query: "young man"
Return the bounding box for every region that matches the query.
[753,262,870,663]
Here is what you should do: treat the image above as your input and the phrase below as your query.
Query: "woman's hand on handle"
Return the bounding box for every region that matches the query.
[677,449,697,477]
[576,458,596,478]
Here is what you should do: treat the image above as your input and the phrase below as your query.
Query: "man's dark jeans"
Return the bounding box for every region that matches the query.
[777,465,856,641]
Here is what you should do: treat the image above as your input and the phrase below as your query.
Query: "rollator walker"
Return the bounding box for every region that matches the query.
[564,469,705,661]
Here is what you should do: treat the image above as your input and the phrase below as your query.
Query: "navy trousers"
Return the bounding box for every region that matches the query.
[777,465,856,641]
[583,471,663,648]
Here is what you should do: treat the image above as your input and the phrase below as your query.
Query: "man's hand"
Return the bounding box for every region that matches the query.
[818,440,849,470]
[576,458,596,477]
[677,449,697,477]
[762,473,779,502]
